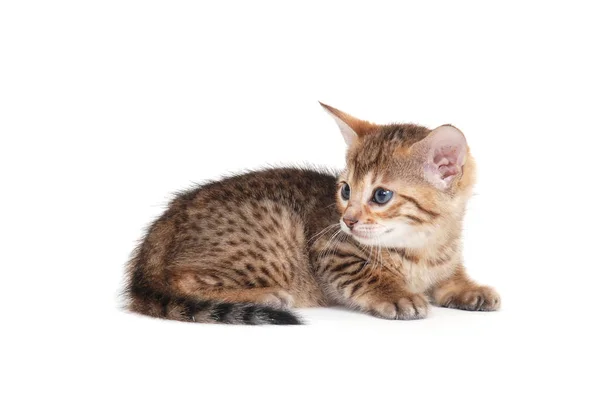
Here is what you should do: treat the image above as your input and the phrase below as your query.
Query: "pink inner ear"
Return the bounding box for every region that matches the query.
[417,125,467,189]
[433,145,462,180]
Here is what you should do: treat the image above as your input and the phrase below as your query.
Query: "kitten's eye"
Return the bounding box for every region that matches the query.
[340,183,351,201]
[372,188,393,204]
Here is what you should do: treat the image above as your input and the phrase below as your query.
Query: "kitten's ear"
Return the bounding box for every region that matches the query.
[413,125,468,190]
[319,102,376,146]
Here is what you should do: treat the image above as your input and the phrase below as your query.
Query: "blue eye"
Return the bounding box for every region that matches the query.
[372,188,393,204]
[340,183,351,200]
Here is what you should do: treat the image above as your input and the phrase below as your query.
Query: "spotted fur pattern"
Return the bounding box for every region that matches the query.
[124,105,500,324]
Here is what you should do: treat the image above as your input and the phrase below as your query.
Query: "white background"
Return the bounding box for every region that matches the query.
[1,1,599,400]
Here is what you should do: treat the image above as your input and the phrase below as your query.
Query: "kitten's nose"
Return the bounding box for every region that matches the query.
[343,217,359,229]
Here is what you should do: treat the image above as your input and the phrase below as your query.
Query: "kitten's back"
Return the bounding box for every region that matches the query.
[125,168,337,324]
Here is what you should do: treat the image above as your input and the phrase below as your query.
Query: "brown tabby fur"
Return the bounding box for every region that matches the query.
[124,104,500,324]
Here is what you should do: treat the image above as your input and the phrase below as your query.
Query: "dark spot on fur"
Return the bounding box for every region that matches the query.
[256,277,269,287]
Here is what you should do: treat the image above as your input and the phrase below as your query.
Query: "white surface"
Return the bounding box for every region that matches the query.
[1,1,599,400]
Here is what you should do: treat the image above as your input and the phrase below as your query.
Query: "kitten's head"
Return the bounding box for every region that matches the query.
[321,102,476,248]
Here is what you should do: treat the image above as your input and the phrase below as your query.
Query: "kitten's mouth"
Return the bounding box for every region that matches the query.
[339,220,391,242]
[352,229,385,239]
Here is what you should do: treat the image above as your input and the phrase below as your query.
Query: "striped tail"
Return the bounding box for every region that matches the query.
[127,284,302,325]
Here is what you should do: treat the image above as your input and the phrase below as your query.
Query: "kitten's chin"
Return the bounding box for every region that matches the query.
[377,228,431,248]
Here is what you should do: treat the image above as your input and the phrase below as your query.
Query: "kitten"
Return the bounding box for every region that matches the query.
[124,103,500,324]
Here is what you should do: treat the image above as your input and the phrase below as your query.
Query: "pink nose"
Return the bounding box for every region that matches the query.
[343,217,358,229]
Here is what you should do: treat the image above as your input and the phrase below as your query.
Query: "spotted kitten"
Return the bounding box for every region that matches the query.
[125,103,500,324]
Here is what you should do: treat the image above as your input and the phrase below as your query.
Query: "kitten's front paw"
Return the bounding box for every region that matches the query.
[368,293,429,320]
[436,286,500,311]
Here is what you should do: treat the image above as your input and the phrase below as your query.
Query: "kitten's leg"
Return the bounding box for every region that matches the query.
[199,287,295,309]
[317,258,429,320]
[430,266,501,311]
[173,271,294,308]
